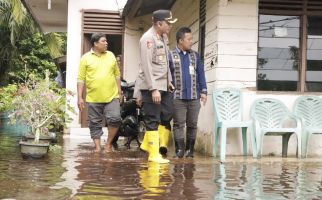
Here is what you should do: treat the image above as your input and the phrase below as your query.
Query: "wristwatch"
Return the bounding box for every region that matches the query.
[200,90,207,95]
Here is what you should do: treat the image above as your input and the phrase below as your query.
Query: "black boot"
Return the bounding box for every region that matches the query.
[174,139,185,158]
[185,138,195,158]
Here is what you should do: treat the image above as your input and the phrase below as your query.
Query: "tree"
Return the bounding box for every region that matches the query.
[0,0,65,85]
[0,0,35,84]
[9,33,64,84]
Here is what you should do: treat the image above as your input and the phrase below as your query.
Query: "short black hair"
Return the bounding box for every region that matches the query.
[176,27,191,43]
[90,33,106,46]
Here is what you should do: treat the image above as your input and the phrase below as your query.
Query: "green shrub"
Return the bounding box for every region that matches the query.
[0,84,18,112]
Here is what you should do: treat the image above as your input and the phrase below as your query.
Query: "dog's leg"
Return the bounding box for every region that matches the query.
[135,135,141,147]
[125,137,131,149]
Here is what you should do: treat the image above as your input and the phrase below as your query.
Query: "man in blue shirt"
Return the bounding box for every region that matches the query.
[169,27,207,158]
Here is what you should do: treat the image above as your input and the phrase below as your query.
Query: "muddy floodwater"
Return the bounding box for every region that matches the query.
[1,129,322,200]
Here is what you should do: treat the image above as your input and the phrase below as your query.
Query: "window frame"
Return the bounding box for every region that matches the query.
[199,0,206,62]
[258,0,322,92]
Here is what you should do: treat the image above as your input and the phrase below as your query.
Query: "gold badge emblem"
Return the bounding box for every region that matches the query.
[159,55,164,60]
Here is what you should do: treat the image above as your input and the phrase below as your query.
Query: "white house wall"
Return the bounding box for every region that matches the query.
[215,0,258,88]
[123,15,151,82]
[168,0,199,49]
[66,0,121,129]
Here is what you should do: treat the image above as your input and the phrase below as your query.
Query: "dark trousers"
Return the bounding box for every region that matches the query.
[141,90,173,131]
[173,99,201,140]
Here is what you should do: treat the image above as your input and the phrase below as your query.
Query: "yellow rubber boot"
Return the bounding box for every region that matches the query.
[140,132,149,152]
[158,125,170,156]
[147,131,169,163]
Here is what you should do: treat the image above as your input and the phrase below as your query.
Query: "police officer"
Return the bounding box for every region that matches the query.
[169,27,207,158]
[136,10,177,163]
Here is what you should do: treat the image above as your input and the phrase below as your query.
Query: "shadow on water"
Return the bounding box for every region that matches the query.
[1,128,322,200]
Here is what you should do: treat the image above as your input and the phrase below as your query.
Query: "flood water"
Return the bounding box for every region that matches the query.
[1,129,322,200]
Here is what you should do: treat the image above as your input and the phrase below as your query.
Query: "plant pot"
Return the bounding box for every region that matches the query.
[19,140,50,158]
[0,112,29,133]
[22,132,57,143]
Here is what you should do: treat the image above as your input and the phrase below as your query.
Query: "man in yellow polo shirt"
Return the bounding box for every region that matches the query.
[77,33,122,153]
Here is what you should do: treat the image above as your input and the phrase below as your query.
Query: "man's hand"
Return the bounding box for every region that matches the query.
[77,82,85,112]
[136,98,142,107]
[119,95,124,104]
[200,93,207,106]
[78,98,85,112]
[119,92,124,104]
[168,82,175,93]
[152,90,161,104]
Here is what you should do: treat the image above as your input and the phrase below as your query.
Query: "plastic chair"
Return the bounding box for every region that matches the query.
[251,98,301,158]
[293,96,322,158]
[212,88,256,161]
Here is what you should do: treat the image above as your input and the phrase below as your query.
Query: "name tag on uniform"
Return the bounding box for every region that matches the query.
[189,65,195,75]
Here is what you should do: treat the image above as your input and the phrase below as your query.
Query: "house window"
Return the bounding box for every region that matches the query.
[81,10,123,56]
[306,16,322,92]
[257,0,322,92]
[258,15,300,91]
[199,0,206,62]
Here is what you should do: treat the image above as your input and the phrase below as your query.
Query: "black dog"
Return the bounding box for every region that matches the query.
[112,81,145,149]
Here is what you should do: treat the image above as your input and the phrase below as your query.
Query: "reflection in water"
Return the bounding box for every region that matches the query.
[182,163,199,198]
[70,149,145,199]
[0,130,71,200]
[214,162,322,200]
[1,130,322,199]
[139,162,169,197]
[169,162,201,199]
[295,163,322,199]
[51,137,84,196]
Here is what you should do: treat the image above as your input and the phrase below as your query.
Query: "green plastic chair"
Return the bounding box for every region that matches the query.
[293,96,322,158]
[251,98,301,158]
[212,88,256,161]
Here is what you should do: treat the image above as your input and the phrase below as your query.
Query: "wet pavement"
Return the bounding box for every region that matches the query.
[1,130,322,200]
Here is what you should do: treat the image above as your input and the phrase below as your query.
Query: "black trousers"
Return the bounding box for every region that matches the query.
[172,99,201,141]
[141,90,173,131]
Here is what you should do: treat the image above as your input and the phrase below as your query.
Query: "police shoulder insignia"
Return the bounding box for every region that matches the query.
[147,41,153,49]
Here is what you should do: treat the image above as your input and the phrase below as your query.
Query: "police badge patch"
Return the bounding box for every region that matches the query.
[147,41,153,49]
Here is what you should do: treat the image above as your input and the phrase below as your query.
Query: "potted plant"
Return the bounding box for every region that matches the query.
[9,70,69,158]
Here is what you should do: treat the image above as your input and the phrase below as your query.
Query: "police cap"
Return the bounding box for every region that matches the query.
[153,10,177,24]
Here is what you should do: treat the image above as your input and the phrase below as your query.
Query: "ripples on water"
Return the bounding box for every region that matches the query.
[1,129,322,200]
[213,162,322,200]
